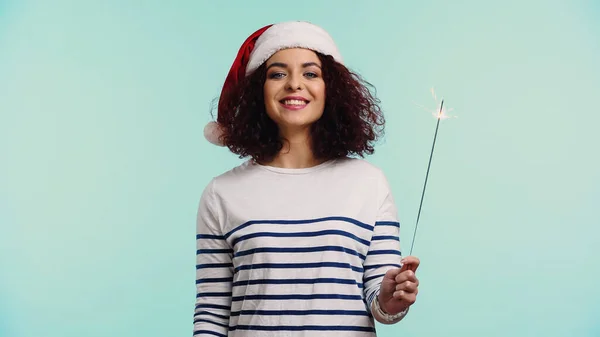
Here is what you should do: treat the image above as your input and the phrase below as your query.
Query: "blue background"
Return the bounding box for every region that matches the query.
[1,1,599,336]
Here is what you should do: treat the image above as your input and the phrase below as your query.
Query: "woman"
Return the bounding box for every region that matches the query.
[195,21,420,337]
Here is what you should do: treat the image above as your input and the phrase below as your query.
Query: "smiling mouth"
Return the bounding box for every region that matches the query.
[280,99,309,106]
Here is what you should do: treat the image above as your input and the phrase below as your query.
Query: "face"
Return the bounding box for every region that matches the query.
[263,48,326,136]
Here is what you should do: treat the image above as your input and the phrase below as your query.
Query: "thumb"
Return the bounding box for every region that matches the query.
[400,256,420,272]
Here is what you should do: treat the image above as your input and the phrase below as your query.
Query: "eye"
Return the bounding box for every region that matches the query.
[304,72,318,78]
[268,72,285,79]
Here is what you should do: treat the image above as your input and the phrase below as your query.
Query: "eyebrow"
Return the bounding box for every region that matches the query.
[266,62,321,70]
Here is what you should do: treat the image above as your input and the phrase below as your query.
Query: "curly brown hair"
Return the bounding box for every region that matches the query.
[214,52,385,164]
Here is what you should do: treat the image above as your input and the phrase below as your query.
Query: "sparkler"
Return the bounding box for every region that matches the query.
[408,89,454,256]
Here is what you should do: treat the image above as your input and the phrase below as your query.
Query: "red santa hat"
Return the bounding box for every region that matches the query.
[204,21,344,146]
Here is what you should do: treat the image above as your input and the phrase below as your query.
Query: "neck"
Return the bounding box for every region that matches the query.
[263,129,325,169]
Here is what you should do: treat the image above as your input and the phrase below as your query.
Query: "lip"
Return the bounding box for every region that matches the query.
[279,96,310,110]
[281,96,309,102]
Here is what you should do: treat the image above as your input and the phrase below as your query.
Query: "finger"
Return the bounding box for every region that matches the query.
[385,268,401,278]
[384,268,403,281]
[393,290,417,303]
[396,281,418,293]
[400,256,420,272]
[395,270,418,284]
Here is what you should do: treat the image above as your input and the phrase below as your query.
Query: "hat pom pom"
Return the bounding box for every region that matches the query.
[204,121,225,146]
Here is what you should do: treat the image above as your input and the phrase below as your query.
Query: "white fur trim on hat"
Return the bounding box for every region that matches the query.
[245,21,343,75]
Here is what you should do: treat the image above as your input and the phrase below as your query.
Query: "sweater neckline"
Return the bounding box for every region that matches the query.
[252,158,338,175]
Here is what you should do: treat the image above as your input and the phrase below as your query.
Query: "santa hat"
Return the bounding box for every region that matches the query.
[204,21,344,146]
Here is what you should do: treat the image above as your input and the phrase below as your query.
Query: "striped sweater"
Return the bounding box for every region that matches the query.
[194,157,406,336]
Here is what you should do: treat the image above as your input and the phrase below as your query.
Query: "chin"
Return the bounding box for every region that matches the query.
[272,111,319,125]
[281,115,321,128]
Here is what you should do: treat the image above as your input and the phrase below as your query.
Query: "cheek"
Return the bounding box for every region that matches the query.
[312,83,326,108]
[264,82,283,103]
[263,83,272,101]
[263,85,276,108]
[263,84,278,119]
[314,82,326,101]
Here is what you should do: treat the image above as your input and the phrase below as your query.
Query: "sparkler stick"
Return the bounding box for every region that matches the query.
[408,99,444,256]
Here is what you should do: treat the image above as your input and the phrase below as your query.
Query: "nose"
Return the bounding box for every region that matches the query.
[285,73,302,91]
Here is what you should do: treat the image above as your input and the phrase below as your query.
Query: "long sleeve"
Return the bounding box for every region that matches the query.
[363,172,405,317]
[194,179,233,336]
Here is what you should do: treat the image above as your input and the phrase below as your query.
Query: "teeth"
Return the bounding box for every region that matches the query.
[283,99,306,106]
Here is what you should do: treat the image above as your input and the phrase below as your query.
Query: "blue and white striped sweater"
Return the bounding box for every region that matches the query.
[194,158,404,337]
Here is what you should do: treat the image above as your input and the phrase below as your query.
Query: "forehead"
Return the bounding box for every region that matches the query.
[265,48,321,65]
